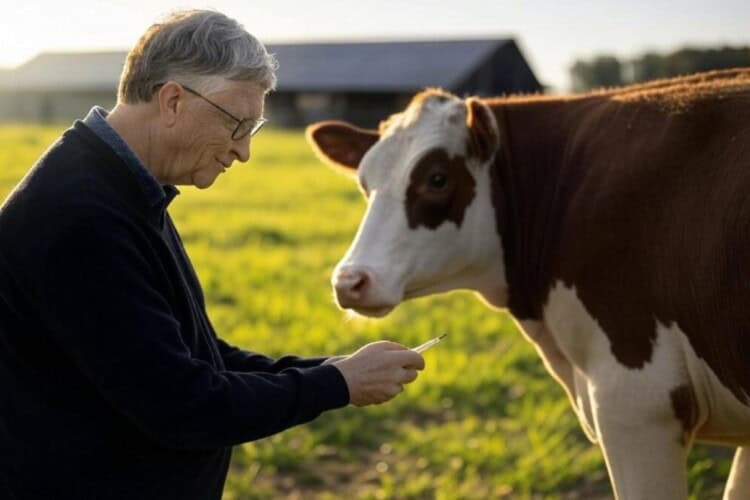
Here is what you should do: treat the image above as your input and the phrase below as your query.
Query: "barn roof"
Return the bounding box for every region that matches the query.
[270,39,523,92]
[0,51,127,92]
[0,38,536,93]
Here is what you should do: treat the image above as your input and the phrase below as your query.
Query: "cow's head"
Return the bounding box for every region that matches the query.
[306,89,508,317]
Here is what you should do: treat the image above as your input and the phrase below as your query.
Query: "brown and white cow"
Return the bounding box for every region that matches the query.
[306,68,750,499]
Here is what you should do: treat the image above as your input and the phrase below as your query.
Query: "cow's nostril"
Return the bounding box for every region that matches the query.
[334,268,373,307]
[351,273,369,293]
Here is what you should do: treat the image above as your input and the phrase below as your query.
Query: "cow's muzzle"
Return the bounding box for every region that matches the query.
[332,265,398,317]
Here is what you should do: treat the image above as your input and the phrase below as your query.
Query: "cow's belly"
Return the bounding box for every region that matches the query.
[537,281,750,447]
[690,350,750,445]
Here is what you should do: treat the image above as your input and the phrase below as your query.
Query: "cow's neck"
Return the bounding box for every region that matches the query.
[488,95,593,321]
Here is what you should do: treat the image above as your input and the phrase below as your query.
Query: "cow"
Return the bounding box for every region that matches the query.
[305,68,750,499]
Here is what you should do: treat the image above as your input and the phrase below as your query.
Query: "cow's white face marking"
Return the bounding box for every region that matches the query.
[333,94,506,316]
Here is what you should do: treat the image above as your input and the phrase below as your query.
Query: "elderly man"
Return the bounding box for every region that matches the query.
[0,10,424,500]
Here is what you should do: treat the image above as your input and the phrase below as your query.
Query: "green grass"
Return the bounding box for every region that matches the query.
[0,124,733,499]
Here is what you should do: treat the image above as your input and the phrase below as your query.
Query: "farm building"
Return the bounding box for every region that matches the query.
[0,39,541,127]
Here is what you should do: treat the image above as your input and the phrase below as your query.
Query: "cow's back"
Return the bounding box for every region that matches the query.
[551,72,750,408]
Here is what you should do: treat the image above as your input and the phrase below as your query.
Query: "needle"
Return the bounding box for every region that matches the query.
[412,333,447,353]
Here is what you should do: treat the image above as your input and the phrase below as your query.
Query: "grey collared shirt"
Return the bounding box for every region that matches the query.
[82,106,179,210]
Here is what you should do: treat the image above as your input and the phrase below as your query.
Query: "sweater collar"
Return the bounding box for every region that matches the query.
[82,106,179,211]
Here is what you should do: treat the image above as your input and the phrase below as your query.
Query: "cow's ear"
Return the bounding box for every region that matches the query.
[465,98,500,163]
[305,121,380,175]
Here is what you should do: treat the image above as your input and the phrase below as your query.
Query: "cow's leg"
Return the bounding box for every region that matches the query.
[724,447,750,500]
[518,320,575,399]
[543,284,702,499]
[518,320,597,441]
[591,379,691,500]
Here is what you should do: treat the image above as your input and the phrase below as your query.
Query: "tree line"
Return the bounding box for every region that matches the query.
[569,46,750,91]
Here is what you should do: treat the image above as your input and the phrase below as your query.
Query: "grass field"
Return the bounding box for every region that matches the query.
[0,124,734,499]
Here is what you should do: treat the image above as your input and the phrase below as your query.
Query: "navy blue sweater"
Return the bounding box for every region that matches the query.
[0,122,349,499]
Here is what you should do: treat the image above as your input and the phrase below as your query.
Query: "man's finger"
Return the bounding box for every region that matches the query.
[375,340,410,351]
[389,349,425,370]
[387,384,404,397]
[401,369,418,384]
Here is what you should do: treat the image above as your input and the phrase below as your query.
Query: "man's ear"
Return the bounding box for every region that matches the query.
[305,121,380,176]
[465,98,500,163]
[156,81,184,128]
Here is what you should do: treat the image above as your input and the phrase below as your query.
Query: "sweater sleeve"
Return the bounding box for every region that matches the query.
[215,338,329,372]
[36,213,349,451]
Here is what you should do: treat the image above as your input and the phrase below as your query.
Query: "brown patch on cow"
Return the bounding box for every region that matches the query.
[482,68,750,106]
[670,385,698,446]
[405,148,476,230]
[488,69,750,400]
[609,68,750,111]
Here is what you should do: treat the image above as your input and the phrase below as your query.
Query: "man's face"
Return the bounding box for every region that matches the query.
[167,79,266,189]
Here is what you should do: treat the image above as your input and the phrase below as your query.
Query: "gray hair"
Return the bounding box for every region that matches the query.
[118,9,278,103]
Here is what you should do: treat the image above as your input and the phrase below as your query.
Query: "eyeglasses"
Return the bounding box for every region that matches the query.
[154,83,267,140]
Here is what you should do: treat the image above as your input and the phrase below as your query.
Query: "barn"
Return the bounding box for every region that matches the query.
[267,39,541,127]
[0,38,541,127]
[0,51,127,124]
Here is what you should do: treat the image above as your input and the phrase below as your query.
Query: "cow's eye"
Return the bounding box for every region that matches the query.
[429,173,448,189]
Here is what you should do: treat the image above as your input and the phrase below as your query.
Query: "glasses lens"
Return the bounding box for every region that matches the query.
[250,119,266,136]
[232,118,267,140]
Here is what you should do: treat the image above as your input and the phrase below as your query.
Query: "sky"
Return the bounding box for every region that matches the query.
[2,0,750,91]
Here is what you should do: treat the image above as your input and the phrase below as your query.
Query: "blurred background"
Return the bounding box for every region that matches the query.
[2,0,750,126]
[2,1,749,498]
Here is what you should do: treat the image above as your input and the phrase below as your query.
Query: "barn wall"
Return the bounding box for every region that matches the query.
[455,44,543,97]
[266,91,411,128]
[339,93,411,129]
[0,90,117,123]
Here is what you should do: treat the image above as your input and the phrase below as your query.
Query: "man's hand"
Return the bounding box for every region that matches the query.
[331,341,425,406]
